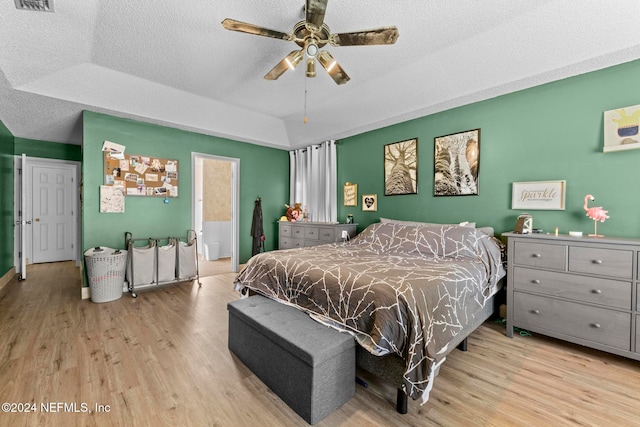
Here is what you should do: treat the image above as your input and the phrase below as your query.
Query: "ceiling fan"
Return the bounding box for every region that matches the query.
[221,0,399,85]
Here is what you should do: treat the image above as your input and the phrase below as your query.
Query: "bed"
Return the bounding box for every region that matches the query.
[234,220,506,408]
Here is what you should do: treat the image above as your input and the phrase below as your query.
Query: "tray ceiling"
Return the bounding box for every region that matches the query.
[1,1,639,150]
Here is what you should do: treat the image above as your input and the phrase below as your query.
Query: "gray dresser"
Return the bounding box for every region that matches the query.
[278,222,358,249]
[504,232,640,361]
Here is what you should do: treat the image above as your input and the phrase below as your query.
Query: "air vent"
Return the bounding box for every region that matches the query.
[14,0,54,12]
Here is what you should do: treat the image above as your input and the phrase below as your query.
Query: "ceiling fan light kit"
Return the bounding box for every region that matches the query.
[221,0,398,85]
[285,50,304,71]
[306,58,316,78]
[305,39,319,58]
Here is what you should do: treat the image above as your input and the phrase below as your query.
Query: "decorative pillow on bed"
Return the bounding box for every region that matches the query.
[380,217,476,228]
[378,218,494,236]
[354,222,491,260]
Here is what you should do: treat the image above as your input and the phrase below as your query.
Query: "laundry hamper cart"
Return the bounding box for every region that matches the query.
[84,247,128,303]
[124,230,201,298]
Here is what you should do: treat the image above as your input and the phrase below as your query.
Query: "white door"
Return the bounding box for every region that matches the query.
[17,154,28,279]
[31,165,76,263]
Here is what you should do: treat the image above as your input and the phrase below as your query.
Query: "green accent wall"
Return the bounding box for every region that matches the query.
[14,137,82,162]
[0,119,14,277]
[338,58,640,238]
[82,111,289,270]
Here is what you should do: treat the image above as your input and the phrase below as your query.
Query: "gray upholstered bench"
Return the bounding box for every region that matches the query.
[227,295,356,425]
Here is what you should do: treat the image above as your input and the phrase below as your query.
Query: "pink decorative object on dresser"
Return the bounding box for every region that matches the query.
[583,194,609,237]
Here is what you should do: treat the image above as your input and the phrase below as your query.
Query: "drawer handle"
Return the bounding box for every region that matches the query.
[590,323,601,329]
[531,309,540,315]
[592,259,603,264]
[531,279,540,284]
[532,253,541,258]
[591,289,602,294]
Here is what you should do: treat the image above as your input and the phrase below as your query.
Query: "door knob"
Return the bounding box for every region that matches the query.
[34,218,40,222]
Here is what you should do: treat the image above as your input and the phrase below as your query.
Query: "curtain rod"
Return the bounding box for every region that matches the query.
[290,140,338,154]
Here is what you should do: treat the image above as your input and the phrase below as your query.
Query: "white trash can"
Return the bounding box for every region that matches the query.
[205,242,220,261]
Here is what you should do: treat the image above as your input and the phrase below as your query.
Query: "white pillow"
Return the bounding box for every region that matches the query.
[458,221,477,228]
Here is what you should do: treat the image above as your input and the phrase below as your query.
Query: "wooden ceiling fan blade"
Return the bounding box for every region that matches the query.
[264,50,305,80]
[305,0,328,31]
[317,51,350,85]
[221,18,292,41]
[329,26,399,46]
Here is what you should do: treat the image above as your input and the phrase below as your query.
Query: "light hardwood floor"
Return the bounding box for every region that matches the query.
[1,261,639,426]
[197,256,232,278]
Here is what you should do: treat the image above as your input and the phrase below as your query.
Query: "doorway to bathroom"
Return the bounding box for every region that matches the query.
[192,153,240,275]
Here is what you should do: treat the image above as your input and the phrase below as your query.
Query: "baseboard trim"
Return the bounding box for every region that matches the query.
[0,267,17,292]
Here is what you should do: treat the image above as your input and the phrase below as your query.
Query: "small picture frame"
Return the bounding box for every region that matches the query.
[362,194,377,211]
[511,180,566,210]
[343,182,357,206]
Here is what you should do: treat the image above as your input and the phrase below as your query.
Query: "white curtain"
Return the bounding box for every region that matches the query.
[289,140,337,223]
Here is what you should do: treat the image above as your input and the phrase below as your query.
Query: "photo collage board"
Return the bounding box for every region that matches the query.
[103,151,179,197]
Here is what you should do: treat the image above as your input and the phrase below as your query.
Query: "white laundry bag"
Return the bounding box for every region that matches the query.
[127,242,156,286]
[178,240,197,280]
[157,240,177,283]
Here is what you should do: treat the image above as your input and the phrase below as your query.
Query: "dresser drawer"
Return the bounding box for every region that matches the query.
[569,246,632,279]
[513,241,566,270]
[514,292,631,350]
[303,227,320,240]
[513,266,631,310]
[291,226,304,239]
[279,238,304,249]
[279,223,292,237]
[317,227,337,242]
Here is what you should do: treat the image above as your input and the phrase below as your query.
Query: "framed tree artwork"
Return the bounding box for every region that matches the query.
[434,129,480,196]
[384,138,418,195]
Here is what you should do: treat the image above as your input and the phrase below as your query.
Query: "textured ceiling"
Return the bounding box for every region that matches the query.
[1,1,640,150]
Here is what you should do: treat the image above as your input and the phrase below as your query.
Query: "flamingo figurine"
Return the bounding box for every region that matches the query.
[584,194,609,237]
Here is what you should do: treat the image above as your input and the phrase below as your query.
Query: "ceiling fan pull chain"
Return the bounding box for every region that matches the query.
[304,75,308,124]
